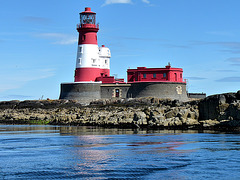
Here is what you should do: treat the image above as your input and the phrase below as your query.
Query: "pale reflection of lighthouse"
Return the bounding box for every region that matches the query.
[72,135,113,176]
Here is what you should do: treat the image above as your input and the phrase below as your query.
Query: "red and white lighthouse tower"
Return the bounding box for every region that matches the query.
[74,7,111,82]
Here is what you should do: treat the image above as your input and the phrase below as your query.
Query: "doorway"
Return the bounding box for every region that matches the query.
[115,89,120,97]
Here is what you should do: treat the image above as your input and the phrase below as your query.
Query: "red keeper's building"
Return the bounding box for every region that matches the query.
[127,64,185,83]
[94,64,186,84]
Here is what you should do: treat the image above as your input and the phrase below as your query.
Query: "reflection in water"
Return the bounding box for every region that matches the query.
[0,125,240,179]
[73,137,112,177]
[0,124,211,136]
[58,125,208,136]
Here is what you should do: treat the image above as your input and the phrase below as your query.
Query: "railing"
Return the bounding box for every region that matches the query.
[77,23,99,29]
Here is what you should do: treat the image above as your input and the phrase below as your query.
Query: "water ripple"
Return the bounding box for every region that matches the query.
[0,125,240,179]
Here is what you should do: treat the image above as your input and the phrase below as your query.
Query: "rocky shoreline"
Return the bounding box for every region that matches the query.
[0,91,240,131]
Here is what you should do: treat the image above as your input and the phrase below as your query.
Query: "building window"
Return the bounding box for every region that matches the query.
[163,73,166,78]
[82,35,86,41]
[92,58,97,66]
[143,74,146,78]
[153,73,156,78]
[78,58,81,65]
[79,46,82,53]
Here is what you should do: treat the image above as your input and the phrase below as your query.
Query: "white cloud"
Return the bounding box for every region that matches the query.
[0,84,20,93]
[142,0,150,4]
[216,77,240,82]
[102,0,153,6]
[192,41,240,54]
[226,57,240,63]
[0,68,55,93]
[0,95,33,101]
[53,38,77,45]
[22,16,51,25]
[103,0,132,6]
[206,31,233,37]
[34,33,77,45]
[185,77,207,80]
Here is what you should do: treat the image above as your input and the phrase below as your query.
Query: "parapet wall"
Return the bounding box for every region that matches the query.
[59,83,101,104]
[60,82,188,103]
[127,82,188,102]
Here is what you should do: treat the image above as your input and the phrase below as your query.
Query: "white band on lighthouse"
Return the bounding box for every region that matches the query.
[76,44,111,69]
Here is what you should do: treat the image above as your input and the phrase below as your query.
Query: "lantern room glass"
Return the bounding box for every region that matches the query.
[80,14,96,25]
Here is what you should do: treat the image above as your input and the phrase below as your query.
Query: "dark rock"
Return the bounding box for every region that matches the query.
[0,100,20,109]
[236,90,240,100]
[198,95,220,120]
[224,93,237,104]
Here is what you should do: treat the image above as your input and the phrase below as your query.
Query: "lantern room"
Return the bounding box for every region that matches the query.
[80,7,96,27]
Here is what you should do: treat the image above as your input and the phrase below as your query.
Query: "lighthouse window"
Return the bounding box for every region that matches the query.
[163,73,166,78]
[105,60,108,64]
[82,35,86,41]
[92,59,96,64]
[143,74,146,78]
[78,58,81,65]
[153,73,156,78]
[79,47,82,53]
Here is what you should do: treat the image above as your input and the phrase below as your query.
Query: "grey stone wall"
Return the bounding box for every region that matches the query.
[59,83,101,104]
[59,82,188,104]
[127,82,188,101]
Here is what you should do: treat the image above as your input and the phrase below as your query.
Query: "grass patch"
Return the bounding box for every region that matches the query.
[29,120,51,125]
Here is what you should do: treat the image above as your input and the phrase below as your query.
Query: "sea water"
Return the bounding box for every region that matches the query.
[0,125,240,179]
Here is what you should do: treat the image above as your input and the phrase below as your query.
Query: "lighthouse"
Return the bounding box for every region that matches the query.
[59,7,190,104]
[74,7,111,82]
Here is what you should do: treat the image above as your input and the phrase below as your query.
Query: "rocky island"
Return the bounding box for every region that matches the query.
[0,90,240,131]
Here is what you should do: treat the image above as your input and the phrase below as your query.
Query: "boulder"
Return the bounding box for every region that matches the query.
[236,90,240,100]
[200,120,220,127]
[185,118,200,126]
[165,108,179,118]
[198,92,238,121]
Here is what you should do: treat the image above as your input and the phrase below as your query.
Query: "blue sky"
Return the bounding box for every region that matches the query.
[0,0,240,101]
